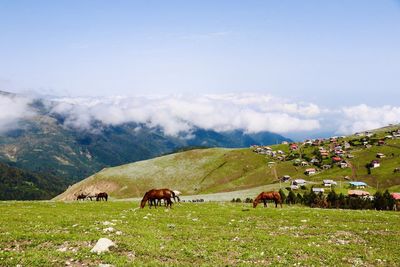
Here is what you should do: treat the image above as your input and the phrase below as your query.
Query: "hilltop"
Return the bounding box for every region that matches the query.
[55,124,400,200]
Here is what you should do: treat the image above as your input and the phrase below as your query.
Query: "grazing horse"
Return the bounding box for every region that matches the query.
[76,193,87,201]
[253,191,282,208]
[140,188,175,208]
[96,192,108,201]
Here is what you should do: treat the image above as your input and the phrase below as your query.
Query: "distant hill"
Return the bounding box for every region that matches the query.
[0,162,65,200]
[55,124,400,200]
[0,92,290,199]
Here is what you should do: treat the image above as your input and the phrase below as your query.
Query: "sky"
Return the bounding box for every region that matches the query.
[1,1,400,138]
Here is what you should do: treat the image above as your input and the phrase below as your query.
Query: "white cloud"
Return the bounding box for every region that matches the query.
[336,104,400,134]
[2,92,399,139]
[0,94,35,132]
[47,93,322,135]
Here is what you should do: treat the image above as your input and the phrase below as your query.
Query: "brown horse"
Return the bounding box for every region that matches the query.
[76,193,87,201]
[140,188,175,208]
[253,191,282,208]
[96,192,108,201]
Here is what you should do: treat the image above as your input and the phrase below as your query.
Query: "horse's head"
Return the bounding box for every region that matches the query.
[252,199,258,208]
[140,192,149,208]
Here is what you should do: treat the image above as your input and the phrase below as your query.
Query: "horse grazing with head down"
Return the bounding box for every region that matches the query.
[76,192,88,201]
[253,191,282,208]
[96,192,108,201]
[140,188,175,208]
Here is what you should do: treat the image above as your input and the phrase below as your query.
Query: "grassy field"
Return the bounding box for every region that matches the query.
[1,201,399,266]
[54,127,400,201]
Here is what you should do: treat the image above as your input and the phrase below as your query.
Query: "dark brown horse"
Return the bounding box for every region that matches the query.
[76,193,87,201]
[96,192,108,201]
[140,188,175,208]
[253,191,282,208]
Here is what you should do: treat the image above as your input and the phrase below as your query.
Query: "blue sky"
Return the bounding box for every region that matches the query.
[1,0,399,106]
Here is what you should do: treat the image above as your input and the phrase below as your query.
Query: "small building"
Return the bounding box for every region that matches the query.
[371,160,380,168]
[347,154,354,159]
[292,179,307,186]
[348,190,370,197]
[340,162,348,168]
[321,164,332,170]
[349,181,368,189]
[378,140,385,146]
[282,141,289,145]
[391,193,400,200]
[290,143,298,150]
[300,161,309,167]
[323,179,337,187]
[391,193,400,211]
[312,188,325,193]
[332,156,342,163]
[281,175,291,182]
[304,168,316,175]
[376,153,386,159]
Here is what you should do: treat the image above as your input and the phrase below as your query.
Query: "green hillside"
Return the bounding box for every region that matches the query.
[56,125,400,200]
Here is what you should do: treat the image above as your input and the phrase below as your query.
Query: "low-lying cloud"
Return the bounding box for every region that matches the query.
[0,93,35,133]
[1,92,399,138]
[48,94,321,136]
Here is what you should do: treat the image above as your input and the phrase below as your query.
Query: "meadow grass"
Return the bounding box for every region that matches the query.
[0,201,399,266]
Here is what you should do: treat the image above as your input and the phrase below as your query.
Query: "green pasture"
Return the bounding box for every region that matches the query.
[0,201,399,266]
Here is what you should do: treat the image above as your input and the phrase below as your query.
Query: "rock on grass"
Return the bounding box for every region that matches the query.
[90,238,116,254]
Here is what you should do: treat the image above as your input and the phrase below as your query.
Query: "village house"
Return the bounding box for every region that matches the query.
[290,143,298,150]
[371,160,380,168]
[312,139,322,146]
[340,162,348,168]
[321,164,332,170]
[348,190,370,197]
[304,140,313,146]
[312,188,325,193]
[378,140,385,146]
[376,153,386,159]
[392,132,400,138]
[290,179,307,189]
[323,179,337,187]
[391,193,400,210]
[346,154,354,159]
[300,161,309,167]
[344,142,351,149]
[349,181,368,189]
[282,141,289,145]
[304,168,316,175]
[281,175,291,182]
[332,156,342,163]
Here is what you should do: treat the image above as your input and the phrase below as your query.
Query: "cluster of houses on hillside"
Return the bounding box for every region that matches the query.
[282,176,381,199]
[251,145,286,161]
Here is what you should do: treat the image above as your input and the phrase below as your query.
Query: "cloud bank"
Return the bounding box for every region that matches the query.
[1,92,399,138]
[48,94,321,136]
